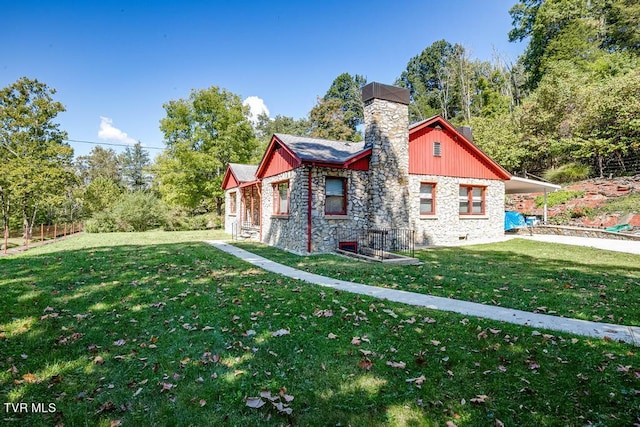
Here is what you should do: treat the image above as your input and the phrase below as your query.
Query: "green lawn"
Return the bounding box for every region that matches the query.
[234,239,640,326]
[1,231,638,426]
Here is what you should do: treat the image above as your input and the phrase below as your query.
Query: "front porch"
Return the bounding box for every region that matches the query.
[234,183,261,241]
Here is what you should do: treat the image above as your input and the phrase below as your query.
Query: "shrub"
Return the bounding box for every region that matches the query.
[596,193,640,215]
[86,192,167,233]
[110,192,167,232]
[163,209,222,231]
[543,163,592,183]
[535,190,585,208]
[84,210,119,233]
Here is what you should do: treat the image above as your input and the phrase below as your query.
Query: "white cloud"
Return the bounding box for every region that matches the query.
[98,116,137,145]
[243,96,269,125]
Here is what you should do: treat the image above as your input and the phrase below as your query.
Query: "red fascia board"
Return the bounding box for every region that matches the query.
[255,135,302,179]
[239,180,261,189]
[221,166,239,190]
[344,148,372,167]
[409,116,511,180]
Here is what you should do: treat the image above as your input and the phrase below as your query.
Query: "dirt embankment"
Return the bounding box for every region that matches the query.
[506,175,640,228]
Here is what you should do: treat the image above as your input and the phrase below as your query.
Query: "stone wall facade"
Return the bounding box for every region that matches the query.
[408,175,506,246]
[261,169,307,254]
[364,97,410,229]
[308,166,370,253]
[259,166,370,254]
[223,188,241,236]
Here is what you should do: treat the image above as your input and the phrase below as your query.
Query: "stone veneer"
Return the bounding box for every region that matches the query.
[261,169,306,253]
[408,175,506,246]
[261,166,370,254]
[365,97,410,229]
[224,189,242,235]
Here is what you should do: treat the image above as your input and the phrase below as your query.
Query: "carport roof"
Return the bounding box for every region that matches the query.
[505,176,561,194]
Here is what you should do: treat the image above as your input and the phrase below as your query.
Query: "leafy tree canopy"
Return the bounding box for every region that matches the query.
[76,146,122,186]
[0,77,73,238]
[155,86,258,214]
[121,141,151,191]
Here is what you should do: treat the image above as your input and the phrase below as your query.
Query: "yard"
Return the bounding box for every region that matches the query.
[1,231,638,426]
[235,239,640,326]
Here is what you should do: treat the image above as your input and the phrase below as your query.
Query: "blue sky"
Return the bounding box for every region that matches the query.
[1,0,525,157]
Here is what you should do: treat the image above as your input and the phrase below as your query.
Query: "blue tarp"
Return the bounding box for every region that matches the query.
[504,211,526,231]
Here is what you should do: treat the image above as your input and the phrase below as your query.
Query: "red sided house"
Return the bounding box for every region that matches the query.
[222,82,546,255]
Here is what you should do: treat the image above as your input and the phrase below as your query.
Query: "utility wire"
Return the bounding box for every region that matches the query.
[64,139,165,150]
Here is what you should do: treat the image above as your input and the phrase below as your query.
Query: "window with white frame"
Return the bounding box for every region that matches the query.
[419,183,435,215]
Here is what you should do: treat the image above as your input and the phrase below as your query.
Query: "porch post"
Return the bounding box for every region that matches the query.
[250,187,255,227]
[543,190,548,224]
[307,166,312,253]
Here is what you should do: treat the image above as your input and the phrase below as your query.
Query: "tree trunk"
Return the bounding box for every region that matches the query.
[215,196,223,216]
[597,154,604,178]
[0,187,8,241]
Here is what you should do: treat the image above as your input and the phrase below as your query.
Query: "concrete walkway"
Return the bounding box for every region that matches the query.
[206,241,639,346]
[519,234,640,255]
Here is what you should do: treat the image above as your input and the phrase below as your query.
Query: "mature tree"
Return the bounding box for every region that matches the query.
[396,40,469,122]
[75,145,122,186]
[575,67,640,176]
[83,177,123,217]
[0,77,73,242]
[470,113,530,173]
[308,97,356,141]
[323,73,367,135]
[254,112,310,154]
[602,0,640,53]
[155,86,258,214]
[509,0,640,89]
[121,141,151,191]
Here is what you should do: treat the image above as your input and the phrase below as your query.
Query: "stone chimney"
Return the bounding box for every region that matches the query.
[362,82,411,229]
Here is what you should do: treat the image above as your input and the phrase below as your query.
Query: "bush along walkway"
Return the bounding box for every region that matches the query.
[207,241,640,346]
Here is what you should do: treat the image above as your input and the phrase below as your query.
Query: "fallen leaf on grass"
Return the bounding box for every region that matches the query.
[327,333,337,339]
[271,329,290,337]
[383,309,398,318]
[359,358,374,370]
[406,375,426,385]
[159,382,175,392]
[113,339,126,346]
[245,397,266,409]
[22,373,38,383]
[386,361,406,369]
[470,394,489,404]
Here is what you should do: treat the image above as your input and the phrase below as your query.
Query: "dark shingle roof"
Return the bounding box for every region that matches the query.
[275,133,368,163]
[228,163,258,182]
